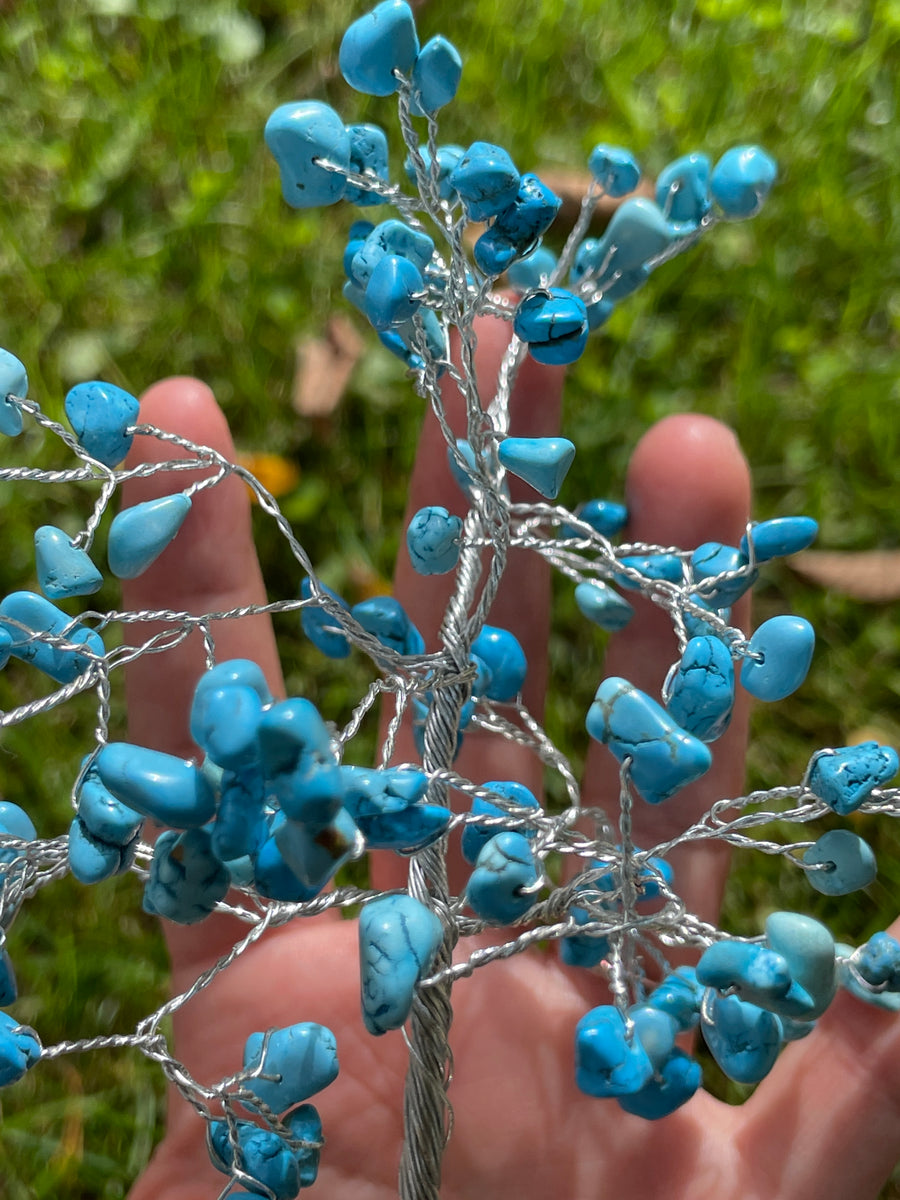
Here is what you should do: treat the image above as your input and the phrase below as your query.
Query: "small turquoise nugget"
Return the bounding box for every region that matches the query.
[339,0,419,96]
[243,1022,339,1112]
[806,741,898,815]
[665,634,735,743]
[64,381,140,467]
[466,831,539,925]
[359,894,443,1035]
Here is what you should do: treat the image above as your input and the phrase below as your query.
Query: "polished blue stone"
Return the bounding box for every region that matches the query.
[806,741,898,815]
[407,506,463,575]
[190,684,263,772]
[34,526,103,599]
[837,940,900,1012]
[689,541,757,607]
[855,932,900,989]
[628,1004,678,1071]
[395,306,445,361]
[0,590,105,683]
[340,766,448,852]
[575,1005,654,1098]
[467,831,539,925]
[78,770,143,846]
[589,197,673,301]
[339,0,419,96]
[275,807,360,890]
[108,493,192,579]
[208,1120,301,1200]
[352,595,425,656]
[404,144,464,200]
[212,769,266,863]
[560,903,611,970]
[656,152,711,229]
[646,968,702,1032]
[497,436,575,499]
[193,658,273,711]
[143,827,229,924]
[449,141,520,222]
[765,910,835,1020]
[68,816,123,884]
[711,145,777,219]
[617,1047,702,1119]
[492,174,561,250]
[804,829,876,895]
[471,625,527,702]
[344,122,389,206]
[0,801,36,844]
[287,1103,324,1188]
[574,581,634,632]
[740,515,818,562]
[265,101,350,208]
[587,677,712,804]
[587,145,641,197]
[571,498,628,538]
[300,576,351,659]
[683,595,731,639]
[513,289,589,366]
[0,1010,41,1087]
[252,824,323,903]
[696,940,792,1007]
[700,991,782,1084]
[410,34,462,114]
[665,634,735,742]
[96,742,217,828]
[243,1022,339,1112]
[364,253,424,331]
[359,893,444,1035]
[0,349,26,436]
[614,552,683,590]
[64,381,140,468]
[740,615,815,702]
[258,698,344,829]
[507,245,558,291]
[351,219,435,288]
[472,228,521,277]
[461,780,539,865]
[0,948,16,1006]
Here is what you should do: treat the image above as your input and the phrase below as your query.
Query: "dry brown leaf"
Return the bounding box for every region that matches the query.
[790,549,900,602]
[292,314,364,419]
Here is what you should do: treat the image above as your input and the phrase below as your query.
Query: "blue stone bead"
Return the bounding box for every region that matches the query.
[683,595,731,639]
[837,940,900,1012]
[34,526,103,599]
[192,658,273,711]
[258,698,343,829]
[68,816,122,884]
[209,1121,301,1200]
[352,595,425,657]
[571,237,603,285]
[740,515,818,562]
[513,289,589,366]
[300,576,351,659]
[572,498,628,538]
[461,780,539,865]
[364,253,424,331]
[449,141,520,222]
[690,541,757,607]
[359,893,443,1035]
[586,677,712,805]
[628,1004,678,1071]
[265,101,350,208]
[591,197,674,301]
[0,948,16,1006]
[0,626,12,670]
[507,245,558,291]
[711,145,777,219]
[343,279,368,315]
[497,436,575,499]
[575,1005,654,1098]
[472,229,520,277]
[806,741,898,814]
[243,1022,339,1112]
[340,766,448,853]
[586,297,615,330]
[351,219,435,288]
[740,615,815,702]
[590,849,673,904]
[0,801,36,843]
[64,381,140,468]
[587,145,641,197]
[108,493,192,579]
[190,684,263,772]
[404,144,463,200]
[614,552,683,590]
[696,940,792,1007]
[143,827,229,924]
[212,769,266,863]
[617,1047,703,1120]
[804,829,876,895]
[339,0,419,96]
[466,831,539,925]
[855,932,900,989]
[0,591,105,683]
[96,742,217,828]
[665,634,735,743]
[407,506,462,575]
[253,825,323,903]
[0,1010,41,1087]
[764,910,835,1020]
[0,349,26,436]
[700,991,782,1084]
[395,306,445,361]
[656,152,711,229]
[574,581,634,632]
[275,807,360,890]
[410,34,462,114]
[492,174,561,249]
[560,904,610,969]
[344,123,390,207]
[349,219,376,240]
[446,438,500,501]
[646,968,702,1032]
[471,625,527,702]
[287,1103,324,1187]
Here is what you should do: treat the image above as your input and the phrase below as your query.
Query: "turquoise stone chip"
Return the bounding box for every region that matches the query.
[575,1005,654,1098]
[243,1022,339,1112]
[690,541,757,606]
[617,1047,702,1120]
[64,381,140,468]
[107,493,191,579]
[665,634,735,743]
[512,289,589,366]
[806,741,898,815]
[351,219,435,287]
[0,348,26,436]
[765,910,835,1020]
[264,101,350,208]
[34,526,103,599]
[0,948,16,1006]
[628,1004,678,1072]
[740,615,815,702]
[497,436,575,499]
[855,932,900,988]
[711,144,777,219]
[404,144,463,200]
[344,122,389,206]
[258,698,343,829]
[574,581,634,632]
[567,498,628,538]
[252,824,323,902]
[466,831,539,925]
[78,771,143,846]
[560,904,610,969]
[804,829,876,895]
[587,145,641,197]
[68,816,121,884]
[0,1011,41,1088]
[492,174,561,250]
[0,590,105,683]
[192,658,273,712]
[212,769,266,862]
[300,576,351,659]
[656,152,711,229]
[614,552,683,590]
[275,807,360,890]
[352,595,424,656]
[471,625,527,701]
[472,228,520,277]
[590,197,674,301]
[143,827,229,924]
[209,1121,301,1199]
[407,506,462,575]
[449,141,520,222]
[646,968,702,1032]
[359,894,443,1035]
[700,991,782,1084]
[96,742,216,828]
[586,677,712,804]
[410,34,462,114]
[740,515,818,561]
[340,766,448,852]
[461,780,539,865]
[0,801,36,844]
[507,245,557,291]
[190,683,263,772]
[364,253,424,331]
[697,940,792,1006]
[339,0,419,96]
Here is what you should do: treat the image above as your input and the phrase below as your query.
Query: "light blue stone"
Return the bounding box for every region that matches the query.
[665,634,735,743]
[264,101,350,208]
[143,827,229,924]
[461,780,539,865]
[740,516,818,562]
[0,349,26,436]
[407,506,463,575]
[628,1004,678,1072]
[208,1120,301,1200]
[364,254,424,331]
[395,306,445,361]
[616,1047,702,1120]
[740,615,815,702]
[243,1022,339,1112]
[96,742,216,828]
[258,699,343,829]
[449,141,520,222]
[711,145,777,219]
[339,0,419,96]
[344,122,389,206]
[700,991,782,1084]
[614,552,683,590]
[0,591,105,683]
[0,1010,41,1087]
[190,683,263,772]
[696,940,793,1008]
[446,438,498,501]
[466,831,539,925]
[765,910,835,1020]
[683,595,731,639]
[560,904,610,969]
[690,541,757,607]
[77,771,143,846]
[512,289,589,366]
[646,968,702,1032]
[192,658,273,711]
[410,35,462,114]
[252,824,322,903]
[586,297,615,330]
[352,595,424,657]
[491,174,561,251]
[587,145,641,197]
[574,581,634,632]
[64,381,140,468]
[403,144,463,201]
[497,436,575,499]
[275,807,360,890]
[837,941,900,1012]
[0,801,36,843]
[68,816,122,884]
[108,493,191,580]
[212,769,266,863]
[570,499,628,538]
[804,829,876,895]
[806,741,898,815]
[575,1005,654,1098]
[656,152,711,229]
[34,526,103,599]
[359,893,443,1035]
[586,677,712,805]
[340,766,448,852]
[855,932,900,989]
[507,245,558,291]
[351,219,435,287]
[590,197,674,301]
[472,228,521,277]
[471,625,527,702]
[300,577,351,659]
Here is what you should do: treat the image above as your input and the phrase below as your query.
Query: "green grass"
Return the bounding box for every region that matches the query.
[1,0,900,1194]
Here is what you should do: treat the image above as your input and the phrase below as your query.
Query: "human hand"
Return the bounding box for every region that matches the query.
[125,323,900,1200]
